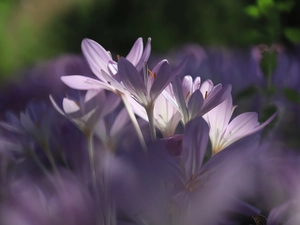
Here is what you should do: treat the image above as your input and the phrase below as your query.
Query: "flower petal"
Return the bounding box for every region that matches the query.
[192,76,201,92]
[172,76,189,121]
[81,38,112,78]
[187,90,204,120]
[49,95,66,116]
[126,37,143,66]
[199,84,232,116]
[182,75,193,101]
[182,117,209,179]
[117,57,147,99]
[150,61,172,100]
[223,111,277,147]
[136,37,152,72]
[61,75,112,91]
[62,98,81,115]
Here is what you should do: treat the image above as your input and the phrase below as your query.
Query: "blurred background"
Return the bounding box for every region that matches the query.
[1,0,300,79]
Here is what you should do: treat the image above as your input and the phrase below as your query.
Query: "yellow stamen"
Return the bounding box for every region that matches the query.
[204,91,208,99]
[148,69,157,79]
[117,54,120,61]
[185,91,190,100]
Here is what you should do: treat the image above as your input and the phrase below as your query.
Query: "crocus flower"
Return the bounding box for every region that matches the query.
[60,37,151,94]
[203,94,277,155]
[50,89,120,135]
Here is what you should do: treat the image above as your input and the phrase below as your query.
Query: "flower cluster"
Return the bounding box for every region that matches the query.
[1,37,293,225]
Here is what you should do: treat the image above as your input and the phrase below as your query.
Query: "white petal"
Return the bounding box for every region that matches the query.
[62,98,80,114]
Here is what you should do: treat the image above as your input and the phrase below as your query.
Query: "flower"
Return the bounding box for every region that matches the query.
[203,94,277,155]
[50,89,120,134]
[155,117,261,224]
[60,37,151,94]
[118,56,188,107]
[166,75,231,124]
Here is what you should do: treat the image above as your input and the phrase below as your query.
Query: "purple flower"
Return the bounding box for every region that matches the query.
[60,37,151,94]
[166,75,231,125]
[154,117,261,224]
[50,89,120,134]
[203,94,277,155]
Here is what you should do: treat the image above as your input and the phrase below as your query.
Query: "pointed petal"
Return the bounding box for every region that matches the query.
[61,75,112,91]
[182,117,209,178]
[136,37,152,71]
[203,95,234,144]
[150,61,172,100]
[0,122,24,134]
[152,55,189,102]
[171,54,189,77]
[126,37,143,66]
[224,111,277,148]
[62,98,81,115]
[49,95,66,116]
[172,76,189,121]
[108,61,118,75]
[187,90,204,120]
[199,84,232,116]
[101,70,127,93]
[81,38,112,78]
[20,112,37,135]
[118,57,147,99]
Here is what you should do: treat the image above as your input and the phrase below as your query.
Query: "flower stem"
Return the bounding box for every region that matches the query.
[86,132,98,196]
[146,103,156,140]
[120,93,147,152]
[86,131,102,225]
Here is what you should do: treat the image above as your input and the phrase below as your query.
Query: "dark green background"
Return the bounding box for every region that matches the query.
[0,0,299,77]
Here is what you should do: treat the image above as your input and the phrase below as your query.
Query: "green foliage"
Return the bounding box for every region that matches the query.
[284,28,300,44]
[261,104,278,123]
[260,49,277,77]
[245,0,297,45]
[284,88,300,103]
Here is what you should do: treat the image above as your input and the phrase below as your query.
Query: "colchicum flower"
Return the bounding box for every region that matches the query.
[203,94,277,155]
[165,75,231,125]
[117,56,187,139]
[60,37,151,94]
[50,89,120,135]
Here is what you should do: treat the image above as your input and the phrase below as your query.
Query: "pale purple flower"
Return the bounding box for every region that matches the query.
[203,94,277,155]
[50,89,120,134]
[0,102,54,144]
[60,37,151,94]
[154,117,261,224]
[164,75,231,125]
